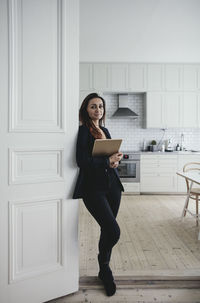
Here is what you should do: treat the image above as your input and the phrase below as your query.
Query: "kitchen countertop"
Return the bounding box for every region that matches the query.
[140,151,200,155]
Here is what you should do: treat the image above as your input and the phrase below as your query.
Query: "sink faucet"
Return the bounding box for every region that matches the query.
[180,133,184,151]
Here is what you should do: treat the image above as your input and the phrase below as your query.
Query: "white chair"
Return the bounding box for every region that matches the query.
[182,162,200,226]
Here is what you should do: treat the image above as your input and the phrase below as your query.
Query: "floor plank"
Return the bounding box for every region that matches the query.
[79,195,200,276]
[47,276,200,302]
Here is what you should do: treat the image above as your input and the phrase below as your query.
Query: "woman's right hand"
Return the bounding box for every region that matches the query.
[109,152,123,167]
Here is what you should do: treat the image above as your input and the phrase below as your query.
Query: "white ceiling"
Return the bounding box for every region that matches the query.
[80,0,200,62]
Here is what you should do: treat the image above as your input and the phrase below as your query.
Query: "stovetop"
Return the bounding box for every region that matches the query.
[121,150,141,154]
[121,151,141,160]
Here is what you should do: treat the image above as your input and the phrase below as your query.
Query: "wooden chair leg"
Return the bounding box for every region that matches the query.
[196,195,199,227]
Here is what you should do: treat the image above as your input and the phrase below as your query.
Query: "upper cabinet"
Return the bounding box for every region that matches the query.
[183,64,199,91]
[146,92,181,128]
[181,92,198,127]
[145,92,165,128]
[147,64,164,91]
[80,62,200,128]
[164,92,181,128]
[93,63,109,90]
[128,64,146,91]
[80,63,93,90]
[109,63,128,91]
[80,62,200,93]
[146,92,199,128]
[165,64,183,91]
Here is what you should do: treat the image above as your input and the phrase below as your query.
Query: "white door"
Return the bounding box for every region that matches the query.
[0,0,79,302]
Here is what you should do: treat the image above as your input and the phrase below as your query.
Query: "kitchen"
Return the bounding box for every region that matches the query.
[80,65,200,194]
[1,0,200,302]
[77,0,200,302]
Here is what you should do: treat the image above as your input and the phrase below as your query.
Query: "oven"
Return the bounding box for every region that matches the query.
[117,152,140,183]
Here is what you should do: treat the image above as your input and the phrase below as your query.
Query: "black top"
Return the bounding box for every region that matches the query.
[72,125,124,199]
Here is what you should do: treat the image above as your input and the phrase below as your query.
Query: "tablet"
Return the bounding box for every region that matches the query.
[92,139,122,156]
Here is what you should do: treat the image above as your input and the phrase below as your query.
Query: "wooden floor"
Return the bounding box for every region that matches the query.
[47,195,200,303]
[48,287,200,303]
[79,195,200,277]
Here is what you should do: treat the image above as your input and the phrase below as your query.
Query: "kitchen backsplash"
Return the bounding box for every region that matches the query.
[101,93,200,152]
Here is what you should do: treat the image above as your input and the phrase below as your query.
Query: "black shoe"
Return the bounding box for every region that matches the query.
[98,267,116,296]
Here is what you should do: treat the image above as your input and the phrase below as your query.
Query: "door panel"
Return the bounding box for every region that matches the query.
[0,0,79,302]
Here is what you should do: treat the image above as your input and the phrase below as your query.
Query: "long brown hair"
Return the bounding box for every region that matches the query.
[79,93,106,139]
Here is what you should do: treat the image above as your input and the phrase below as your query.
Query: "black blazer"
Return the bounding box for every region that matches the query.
[72,125,124,199]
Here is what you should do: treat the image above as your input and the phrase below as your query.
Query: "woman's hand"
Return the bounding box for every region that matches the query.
[109,152,123,168]
[110,161,119,168]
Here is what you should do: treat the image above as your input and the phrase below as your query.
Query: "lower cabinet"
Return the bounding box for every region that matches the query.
[122,182,140,194]
[140,155,178,192]
[140,154,200,193]
[140,174,177,192]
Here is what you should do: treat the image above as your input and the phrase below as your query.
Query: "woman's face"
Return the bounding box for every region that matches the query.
[87,98,104,122]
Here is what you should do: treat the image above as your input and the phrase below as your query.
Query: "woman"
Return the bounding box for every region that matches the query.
[73,92,124,296]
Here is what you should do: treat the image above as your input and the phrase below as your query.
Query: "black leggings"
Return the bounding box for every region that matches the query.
[82,174,121,264]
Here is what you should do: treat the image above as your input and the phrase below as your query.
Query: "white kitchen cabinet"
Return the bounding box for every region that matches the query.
[80,63,93,90]
[128,64,146,91]
[164,92,181,127]
[141,154,200,193]
[183,64,199,91]
[146,92,199,128]
[109,64,128,91]
[147,64,164,91]
[177,155,200,192]
[140,155,178,192]
[141,175,177,192]
[79,89,103,104]
[79,90,91,104]
[122,182,140,194]
[165,64,183,91]
[93,63,109,90]
[79,63,200,130]
[181,92,198,127]
[146,92,165,128]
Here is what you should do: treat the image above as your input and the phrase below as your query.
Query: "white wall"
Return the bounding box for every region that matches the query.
[80,0,200,62]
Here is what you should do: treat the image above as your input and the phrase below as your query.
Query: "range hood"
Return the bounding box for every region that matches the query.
[112,94,138,118]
